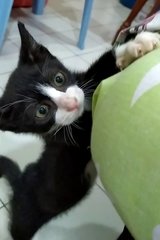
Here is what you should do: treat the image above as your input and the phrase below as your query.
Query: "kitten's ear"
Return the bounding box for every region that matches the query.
[18,22,51,65]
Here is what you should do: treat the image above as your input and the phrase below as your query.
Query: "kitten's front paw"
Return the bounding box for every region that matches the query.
[115,31,160,70]
[135,31,160,53]
[127,41,144,58]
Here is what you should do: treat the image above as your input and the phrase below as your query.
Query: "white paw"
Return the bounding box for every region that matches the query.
[115,42,136,70]
[127,41,143,58]
[135,31,160,53]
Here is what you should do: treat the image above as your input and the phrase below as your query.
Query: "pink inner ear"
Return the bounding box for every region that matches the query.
[58,96,79,112]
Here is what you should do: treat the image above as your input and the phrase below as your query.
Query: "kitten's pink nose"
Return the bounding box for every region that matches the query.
[58,96,79,111]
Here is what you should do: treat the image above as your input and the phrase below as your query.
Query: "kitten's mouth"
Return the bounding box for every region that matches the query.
[47,103,83,135]
[55,100,84,126]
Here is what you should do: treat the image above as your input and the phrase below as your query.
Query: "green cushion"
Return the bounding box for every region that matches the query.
[91,49,160,240]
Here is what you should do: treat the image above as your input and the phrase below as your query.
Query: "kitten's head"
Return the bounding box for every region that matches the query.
[0,23,88,135]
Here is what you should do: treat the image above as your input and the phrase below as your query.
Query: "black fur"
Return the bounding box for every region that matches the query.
[0,22,120,240]
[117,226,134,240]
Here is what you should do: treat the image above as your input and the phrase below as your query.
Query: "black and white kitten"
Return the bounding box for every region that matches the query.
[1,22,156,240]
[0,22,119,240]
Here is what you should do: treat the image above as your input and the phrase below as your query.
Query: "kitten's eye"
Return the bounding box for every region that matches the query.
[36,105,49,118]
[54,72,65,87]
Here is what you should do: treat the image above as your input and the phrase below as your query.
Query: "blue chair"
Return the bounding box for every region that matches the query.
[32,0,45,15]
[0,0,13,49]
[0,0,93,50]
[0,0,45,49]
[35,0,94,50]
[77,0,94,50]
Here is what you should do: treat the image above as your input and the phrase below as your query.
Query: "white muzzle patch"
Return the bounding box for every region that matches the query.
[39,85,84,126]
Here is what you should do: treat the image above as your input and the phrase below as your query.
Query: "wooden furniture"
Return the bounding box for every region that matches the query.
[112,0,160,44]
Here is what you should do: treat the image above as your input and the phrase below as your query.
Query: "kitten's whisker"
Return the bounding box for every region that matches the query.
[85,86,97,90]
[84,89,95,94]
[81,77,97,89]
[69,125,77,146]
[24,102,35,114]
[53,125,63,136]
[69,126,74,145]
[66,126,73,145]
[83,83,98,91]
[80,79,94,89]
[72,122,83,130]
[68,125,73,145]
[0,99,32,111]
[22,103,36,124]
[82,78,94,86]
[53,113,69,137]
[31,85,44,94]
[48,124,59,136]
[50,112,78,146]
[0,99,32,123]
[16,94,35,101]
[63,127,67,144]
[74,119,84,129]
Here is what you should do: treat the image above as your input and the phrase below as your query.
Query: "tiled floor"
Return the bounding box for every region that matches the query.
[0,0,133,239]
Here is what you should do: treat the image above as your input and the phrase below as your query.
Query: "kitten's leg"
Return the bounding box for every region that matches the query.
[84,32,160,78]
[0,156,21,188]
[10,202,49,240]
[85,49,119,85]
[115,31,160,70]
[117,226,134,240]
